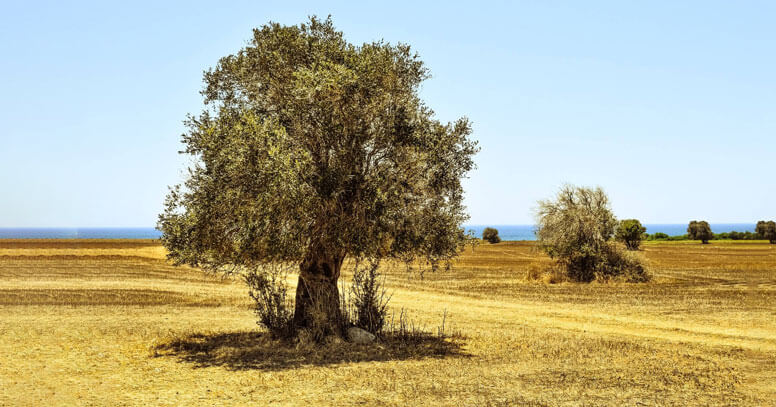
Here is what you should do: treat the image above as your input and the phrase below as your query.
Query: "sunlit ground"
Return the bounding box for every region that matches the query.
[1,239,774,405]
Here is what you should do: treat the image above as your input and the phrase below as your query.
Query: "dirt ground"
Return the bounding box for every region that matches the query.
[1,239,774,406]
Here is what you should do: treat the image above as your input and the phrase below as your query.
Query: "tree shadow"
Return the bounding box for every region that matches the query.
[151,330,469,371]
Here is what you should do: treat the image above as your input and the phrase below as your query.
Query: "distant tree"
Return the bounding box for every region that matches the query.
[756,221,776,244]
[482,227,501,244]
[615,219,646,250]
[158,17,478,341]
[535,185,648,282]
[652,232,669,240]
[687,221,713,244]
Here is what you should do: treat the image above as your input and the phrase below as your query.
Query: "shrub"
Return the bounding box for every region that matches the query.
[525,263,568,284]
[756,221,776,244]
[595,243,650,282]
[466,231,481,252]
[482,227,501,244]
[615,219,646,250]
[348,259,390,335]
[535,185,649,282]
[651,232,669,240]
[525,264,544,281]
[542,266,569,284]
[245,264,294,339]
[687,220,713,244]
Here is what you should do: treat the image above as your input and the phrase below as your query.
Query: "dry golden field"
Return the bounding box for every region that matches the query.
[1,239,775,406]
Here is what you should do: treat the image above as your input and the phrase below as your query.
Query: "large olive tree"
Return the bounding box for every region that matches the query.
[158,17,478,337]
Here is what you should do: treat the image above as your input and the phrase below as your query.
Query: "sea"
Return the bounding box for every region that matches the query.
[0,224,757,241]
[464,224,756,241]
[0,228,163,239]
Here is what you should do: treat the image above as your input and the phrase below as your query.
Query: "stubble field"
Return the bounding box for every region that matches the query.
[0,239,774,406]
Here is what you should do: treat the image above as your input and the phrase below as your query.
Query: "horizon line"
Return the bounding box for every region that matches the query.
[0,221,762,229]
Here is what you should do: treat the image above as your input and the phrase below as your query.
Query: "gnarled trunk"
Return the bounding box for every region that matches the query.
[293,249,345,338]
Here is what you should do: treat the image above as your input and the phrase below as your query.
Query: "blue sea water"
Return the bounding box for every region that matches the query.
[0,228,162,239]
[464,224,756,241]
[464,225,538,241]
[0,224,757,241]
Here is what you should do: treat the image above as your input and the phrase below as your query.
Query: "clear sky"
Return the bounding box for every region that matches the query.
[1,1,774,227]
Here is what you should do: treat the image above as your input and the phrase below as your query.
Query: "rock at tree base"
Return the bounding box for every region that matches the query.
[347,327,376,344]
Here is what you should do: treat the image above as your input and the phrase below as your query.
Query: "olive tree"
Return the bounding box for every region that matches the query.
[615,219,646,250]
[482,227,501,244]
[535,185,648,282]
[158,17,478,339]
[687,221,713,244]
[756,221,776,244]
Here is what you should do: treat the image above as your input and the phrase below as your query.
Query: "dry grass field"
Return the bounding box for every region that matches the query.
[1,239,774,406]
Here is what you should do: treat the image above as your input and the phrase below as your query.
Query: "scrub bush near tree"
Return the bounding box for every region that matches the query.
[535,185,649,283]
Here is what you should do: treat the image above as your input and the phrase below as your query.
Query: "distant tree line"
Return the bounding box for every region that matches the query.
[482,220,776,245]
[645,231,762,241]
[642,220,776,243]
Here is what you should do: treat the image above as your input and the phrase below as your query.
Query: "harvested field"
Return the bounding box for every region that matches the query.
[1,239,774,406]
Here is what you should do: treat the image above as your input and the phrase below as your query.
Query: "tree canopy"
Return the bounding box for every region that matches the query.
[687,221,713,244]
[755,221,776,244]
[158,17,478,337]
[615,219,646,250]
[482,227,501,244]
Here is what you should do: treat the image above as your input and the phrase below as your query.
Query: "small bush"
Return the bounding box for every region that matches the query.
[595,243,650,282]
[526,264,544,281]
[482,227,501,244]
[525,263,567,284]
[348,259,390,335]
[245,264,295,339]
[387,308,460,342]
[465,230,481,252]
[543,269,568,284]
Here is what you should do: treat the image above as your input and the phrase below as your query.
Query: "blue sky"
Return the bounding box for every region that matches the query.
[1,1,774,227]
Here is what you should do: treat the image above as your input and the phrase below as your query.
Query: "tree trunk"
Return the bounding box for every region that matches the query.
[293,249,345,339]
